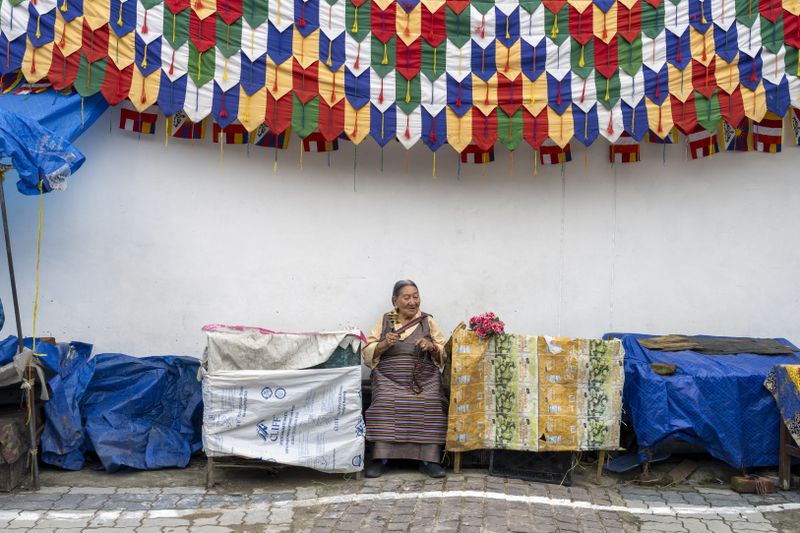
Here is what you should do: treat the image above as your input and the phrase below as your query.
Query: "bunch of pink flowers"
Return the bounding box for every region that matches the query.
[468,312,505,339]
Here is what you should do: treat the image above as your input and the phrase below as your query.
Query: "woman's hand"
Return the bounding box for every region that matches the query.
[376,332,399,356]
[416,338,438,354]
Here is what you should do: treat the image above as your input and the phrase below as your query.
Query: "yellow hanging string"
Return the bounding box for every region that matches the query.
[534,151,538,175]
[327,39,333,66]
[433,47,437,74]
[142,43,148,69]
[165,116,169,145]
[551,13,558,39]
[276,0,281,26]
[219,131,224,165]
[226,24,231,50]
[530,81,535,105]
[30,181,44,358]
[505,17,510,40]
[381,112,385,138]
[36,15,41,39]
[579,44,585,68]
[631,107,635,135]
[117,2,123,24]
[405,79,411,103]
[198,51,202,79]
[701,2,706,25]
[432,151,436,178]
[299,141,304,169]
[382,42,388,64]
[223,57,228,81]
[251,24,255,55]
[172,12,177,42]
[797,57,800,77]
[604,78,610,101]
[352,6,358,33]
[62,0,68,13]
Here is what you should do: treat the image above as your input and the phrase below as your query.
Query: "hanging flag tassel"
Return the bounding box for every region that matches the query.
[353,146,357,192]
[432,151,436,178]
[327,150,331,167]
[299,140,304,169]
[509,151,513,177]
[662,143,666,165]
[584,148,588,169]
[457,155,461,178]
[380,147,384,172]
[80,97,84,128]
[274,148,279,174]
[165,117,169,146]
[534,150,538,176]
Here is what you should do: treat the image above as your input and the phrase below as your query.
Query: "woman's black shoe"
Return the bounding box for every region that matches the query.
[365,460,389,478]
[419,461,446,478]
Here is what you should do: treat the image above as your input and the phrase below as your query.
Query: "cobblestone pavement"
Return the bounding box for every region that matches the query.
[1,472,799,532]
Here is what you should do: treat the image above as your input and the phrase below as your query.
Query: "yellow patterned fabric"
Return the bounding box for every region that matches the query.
[765,364,800,448]
[446,330,624,452]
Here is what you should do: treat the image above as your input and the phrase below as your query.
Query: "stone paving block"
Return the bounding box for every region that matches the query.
[217,510,245,525]
[134,527,163,533]
[117,488,162,495]
[84,528,136,533]
[704,519,735,533]
[76,494,111,510]
[184,526,228,533]
[141,518,191,527]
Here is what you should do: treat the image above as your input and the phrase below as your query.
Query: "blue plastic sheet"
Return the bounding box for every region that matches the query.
[606,332,800,468]
[42,350,203,472]
[0,90,107,194]
[0,335,67,376]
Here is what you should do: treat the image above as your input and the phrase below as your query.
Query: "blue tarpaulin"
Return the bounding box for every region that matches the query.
[41,346,203,472]
[0,90,107,194]
[606,332,800,468]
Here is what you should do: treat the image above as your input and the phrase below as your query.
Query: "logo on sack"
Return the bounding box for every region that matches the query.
[261,387,286,400]
[352,454,362,467]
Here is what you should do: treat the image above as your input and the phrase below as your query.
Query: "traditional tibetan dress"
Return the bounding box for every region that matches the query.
[364,312,449,462]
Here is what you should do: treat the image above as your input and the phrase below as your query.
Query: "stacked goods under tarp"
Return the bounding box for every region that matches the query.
[201,325,365,474]
[609,333,800,469]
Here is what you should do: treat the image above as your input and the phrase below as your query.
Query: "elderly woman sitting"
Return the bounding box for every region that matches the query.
[362,280,448,478]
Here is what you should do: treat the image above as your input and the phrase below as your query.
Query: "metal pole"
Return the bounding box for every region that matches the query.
[0,166,39,489]
[0,167,24,352]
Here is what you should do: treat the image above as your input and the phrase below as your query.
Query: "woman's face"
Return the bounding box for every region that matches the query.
[393,285,421,317]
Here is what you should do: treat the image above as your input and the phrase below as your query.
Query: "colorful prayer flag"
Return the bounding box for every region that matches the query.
[752,113,784,153]
[687,127,719,160]
[540,141,572,165]
[170,112,206,140]
[722,119,751,152]
[460,145,495,165]
[119,108,158,135]
[252,125,291,149]
[212,124,250,145]
[609,133,641,163]
[302,132,338,152]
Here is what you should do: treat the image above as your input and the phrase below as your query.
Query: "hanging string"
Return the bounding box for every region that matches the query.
[533,150,538,176]
[508,151,513,176]
[556,170,566,336]
[432,151,437,178]
[219,130,224,165]
[380,147,384,172]
[457,155,461,179]
[165,117,169,146]
[353,146,357,192]
[662,142,666,165]
[608,168,618,331]
[30,181,44,360]
[274,147,279,174]
[299,139,304,169]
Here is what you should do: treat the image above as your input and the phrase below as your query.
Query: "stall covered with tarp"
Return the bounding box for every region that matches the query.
[201,325,365,474]
[607,333,800,469]
[41,344,203,472]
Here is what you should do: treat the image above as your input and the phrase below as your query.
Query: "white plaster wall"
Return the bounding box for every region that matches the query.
[0,109,799,357]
